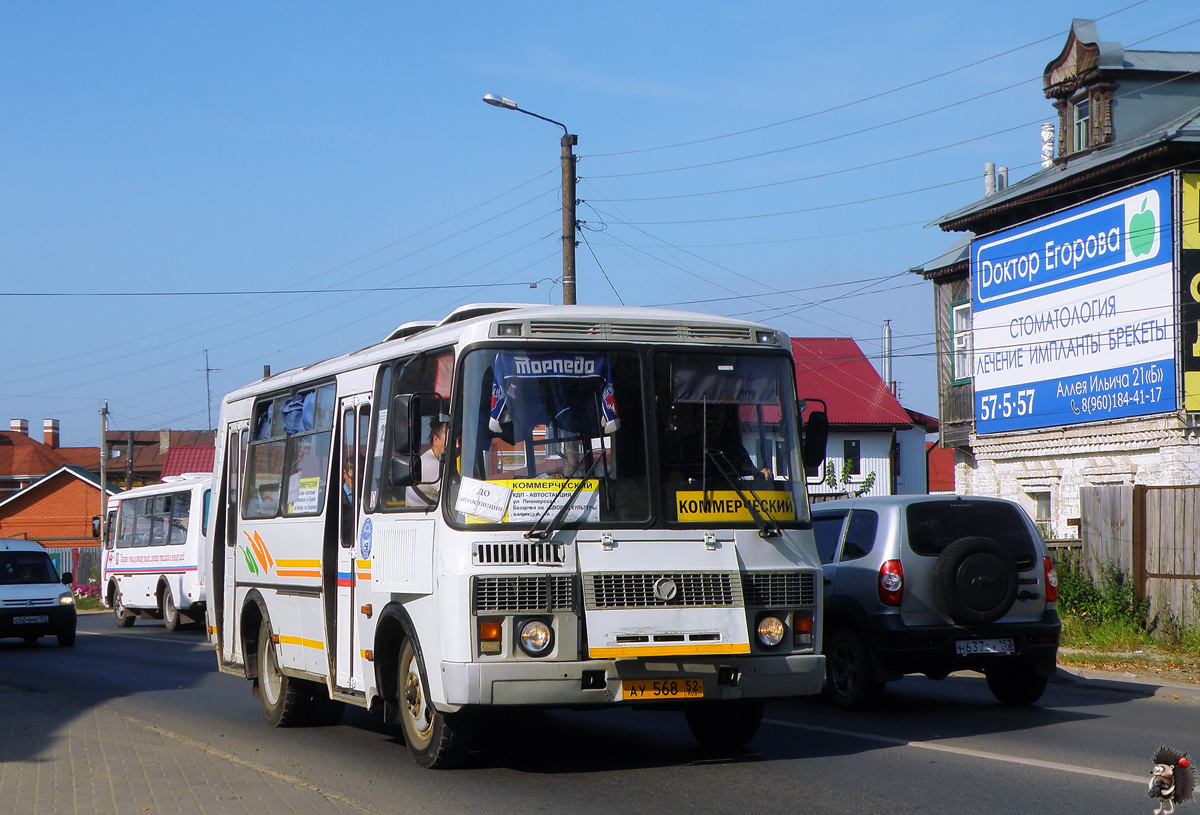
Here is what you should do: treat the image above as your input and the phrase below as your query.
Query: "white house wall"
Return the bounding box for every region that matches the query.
[957,414,1200,539]
[894,427,929,495]
[810,430,894,498]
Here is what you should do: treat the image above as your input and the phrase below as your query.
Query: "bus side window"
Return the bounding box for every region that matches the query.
[246,397,285,518]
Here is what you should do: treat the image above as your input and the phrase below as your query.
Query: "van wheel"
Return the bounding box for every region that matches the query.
[986,665,1048,705]
[161,589,180,632]
[825,628,884,710]
[398,638,468,768]
[112,590,136,628]
[57,626,76,647]
[23,635,39,645]
[684,700,764,749]
[257,618,310,727]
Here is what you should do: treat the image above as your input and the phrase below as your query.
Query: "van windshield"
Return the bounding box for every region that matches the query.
[0,552,58,585]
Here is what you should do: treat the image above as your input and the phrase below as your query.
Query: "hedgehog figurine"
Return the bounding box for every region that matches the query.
[1150,746,1195,814]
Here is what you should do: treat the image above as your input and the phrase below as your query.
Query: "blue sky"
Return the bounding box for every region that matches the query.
[3,2,1198,447]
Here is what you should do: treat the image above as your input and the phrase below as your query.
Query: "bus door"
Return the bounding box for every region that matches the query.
[220,421,249,663]
[333,395,370,692]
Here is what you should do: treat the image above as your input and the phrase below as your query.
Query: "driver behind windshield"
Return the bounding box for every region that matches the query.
[664,403,772,483]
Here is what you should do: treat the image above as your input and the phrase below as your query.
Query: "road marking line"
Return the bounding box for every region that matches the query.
[765,719,1145,784]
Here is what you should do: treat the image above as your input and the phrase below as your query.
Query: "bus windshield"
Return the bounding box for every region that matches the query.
[447,346,807,529]
[655,351,808,528]
[451,348,649,526]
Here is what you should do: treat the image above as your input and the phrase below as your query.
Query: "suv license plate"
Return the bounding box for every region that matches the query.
[956,638,1015,656]
[621,678,704,700]
[14,615,50,625]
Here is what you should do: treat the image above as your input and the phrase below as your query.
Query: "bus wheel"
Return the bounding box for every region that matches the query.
[684,700,764,750]
[112,590,136,628]
[397,638,468,768]
[161,589,180,632]
[257,619,310,727]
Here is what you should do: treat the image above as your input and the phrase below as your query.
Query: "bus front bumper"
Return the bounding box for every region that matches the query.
[440,653,825,707]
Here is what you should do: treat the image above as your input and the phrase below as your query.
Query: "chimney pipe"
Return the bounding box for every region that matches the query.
[996,166,1008,192]
[984,163,996,196]
[43,419,60,449]
[10,419,28,436]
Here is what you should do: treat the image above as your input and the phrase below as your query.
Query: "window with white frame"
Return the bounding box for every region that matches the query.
[1072,97,1091,152]
[951,301,972,383]
[1029,491,1051,539]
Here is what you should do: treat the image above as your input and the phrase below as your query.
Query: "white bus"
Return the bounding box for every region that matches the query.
[102,472,211,631]
[207,304,829,767]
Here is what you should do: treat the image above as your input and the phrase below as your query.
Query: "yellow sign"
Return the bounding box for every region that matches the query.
[1185,174,1200,250]
[461,477,601,524]
[675,490,796,523]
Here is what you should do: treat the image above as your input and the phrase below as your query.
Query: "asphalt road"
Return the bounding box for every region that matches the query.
[2,612,1194,815]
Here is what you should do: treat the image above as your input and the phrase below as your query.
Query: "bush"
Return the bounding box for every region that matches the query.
[1056,561,1148,631]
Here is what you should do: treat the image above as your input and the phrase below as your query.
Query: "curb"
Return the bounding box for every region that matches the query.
[1052,664,1200,702]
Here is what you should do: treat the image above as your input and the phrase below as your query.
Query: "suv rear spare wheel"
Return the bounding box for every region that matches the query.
[933,536,1018,625]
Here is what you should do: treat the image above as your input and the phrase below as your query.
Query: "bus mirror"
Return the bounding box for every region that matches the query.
[389,453,421,487]
[91,515,101,538]
[801,409,829,473]
[391,391,439,456]
[391,394,419,455]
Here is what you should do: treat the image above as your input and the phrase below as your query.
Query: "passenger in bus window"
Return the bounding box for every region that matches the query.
[664,403,772,483]
[406,420,447,508]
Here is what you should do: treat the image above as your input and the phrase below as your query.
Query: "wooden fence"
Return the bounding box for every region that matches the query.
[1079,485,1200,630]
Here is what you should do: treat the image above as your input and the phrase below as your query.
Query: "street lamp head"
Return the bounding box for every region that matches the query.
[482,93,518,110]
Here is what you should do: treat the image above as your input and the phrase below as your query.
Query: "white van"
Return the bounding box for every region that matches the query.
[0,539,77,647]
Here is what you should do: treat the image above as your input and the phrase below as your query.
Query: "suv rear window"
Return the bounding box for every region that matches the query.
[905,501,1036,569]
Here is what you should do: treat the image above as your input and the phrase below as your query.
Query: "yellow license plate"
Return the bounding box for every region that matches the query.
[621,678,704,700]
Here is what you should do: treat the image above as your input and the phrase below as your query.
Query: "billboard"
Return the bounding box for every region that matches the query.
[971,174,1175,434]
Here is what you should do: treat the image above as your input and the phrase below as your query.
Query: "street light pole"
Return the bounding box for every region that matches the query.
[483,94,578,305]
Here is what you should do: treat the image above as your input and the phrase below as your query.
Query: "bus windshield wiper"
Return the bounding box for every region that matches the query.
[524,450,607,542]
[705,450,781,539]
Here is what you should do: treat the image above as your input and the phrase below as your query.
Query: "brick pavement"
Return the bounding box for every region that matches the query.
[0,684,374,815]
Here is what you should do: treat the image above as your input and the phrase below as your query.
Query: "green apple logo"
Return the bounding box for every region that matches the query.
[1128,198,1156,257]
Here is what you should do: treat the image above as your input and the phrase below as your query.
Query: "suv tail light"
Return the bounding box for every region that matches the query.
[878,559,903,606]
[1044,557,1058,602]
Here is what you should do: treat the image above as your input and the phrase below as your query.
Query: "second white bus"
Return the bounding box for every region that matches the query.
[103,472,211,631]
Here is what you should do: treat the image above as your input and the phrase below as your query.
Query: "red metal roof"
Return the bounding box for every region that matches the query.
[161,446,215,478]
[790,337,915,427]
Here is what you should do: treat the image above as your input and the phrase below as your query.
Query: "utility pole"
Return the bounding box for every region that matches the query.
[484,94,578,305]
[560,132,578,306]
[99,403,108,547]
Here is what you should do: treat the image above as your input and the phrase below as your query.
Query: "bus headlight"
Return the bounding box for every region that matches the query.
[756,615,786,647]
[517,619,553,657]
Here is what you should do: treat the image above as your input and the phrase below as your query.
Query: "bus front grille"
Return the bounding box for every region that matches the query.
[741,571,816,607]
[584,572,742,609]
[473,575,577,613]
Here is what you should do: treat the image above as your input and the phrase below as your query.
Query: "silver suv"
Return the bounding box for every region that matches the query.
[812,495,1060,708]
